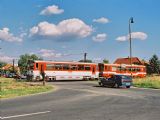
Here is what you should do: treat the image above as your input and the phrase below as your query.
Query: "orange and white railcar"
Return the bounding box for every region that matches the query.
[28,60,99,80]
[98,63,146,78]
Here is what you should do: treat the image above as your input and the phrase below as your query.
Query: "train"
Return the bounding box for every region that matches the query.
[27,60,146,81]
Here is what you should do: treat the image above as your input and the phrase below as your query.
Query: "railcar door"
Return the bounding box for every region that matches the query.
[92,65,96,75]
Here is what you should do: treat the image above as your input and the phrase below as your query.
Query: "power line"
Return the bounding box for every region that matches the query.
[62,53,84,57]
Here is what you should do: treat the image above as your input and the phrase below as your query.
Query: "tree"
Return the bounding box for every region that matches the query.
[103,59,109,64]
[79,59,92,63]
[0,61,7,69]
[147,54,160,74]
[18,54,42,74]
[0,61,7,75]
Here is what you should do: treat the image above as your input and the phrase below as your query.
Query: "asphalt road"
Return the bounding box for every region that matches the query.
[0,80,160,120]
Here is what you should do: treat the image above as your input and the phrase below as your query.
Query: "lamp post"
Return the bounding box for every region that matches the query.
[129,17,134,77]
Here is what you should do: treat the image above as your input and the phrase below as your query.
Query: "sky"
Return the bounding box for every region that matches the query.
[0,0,160,63]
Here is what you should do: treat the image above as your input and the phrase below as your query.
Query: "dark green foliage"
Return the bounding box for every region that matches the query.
[79,59,92,63]
[0,61,7,68]
[147,54,160,74]
[103,59,109,64]
[18,54,42,74]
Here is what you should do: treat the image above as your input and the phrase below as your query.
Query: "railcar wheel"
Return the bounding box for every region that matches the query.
[114,83,119,88]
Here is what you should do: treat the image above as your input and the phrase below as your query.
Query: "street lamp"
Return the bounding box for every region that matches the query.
[129,17,134,77]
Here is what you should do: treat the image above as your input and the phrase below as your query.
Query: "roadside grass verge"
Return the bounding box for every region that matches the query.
[133,76,160,89]
[0,77,53,99]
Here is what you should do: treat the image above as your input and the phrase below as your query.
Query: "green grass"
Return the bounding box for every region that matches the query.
[133,76,160,89]
[0,77,53,98]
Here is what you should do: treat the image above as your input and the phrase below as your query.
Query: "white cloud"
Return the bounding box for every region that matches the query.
[93,17,109,24]
[0,55,13,63]
[116,32,148,41]
[116,36,127,41]
[29,18,93,41]
[40,5,64,15]
[0,28,22,42]
[92,33,107,42]
[39,49,62,58]
[131,32,148,40]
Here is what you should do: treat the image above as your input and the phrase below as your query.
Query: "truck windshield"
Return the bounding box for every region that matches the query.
[121,75,131,80]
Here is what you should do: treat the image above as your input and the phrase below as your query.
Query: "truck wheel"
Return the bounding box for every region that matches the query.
[99,82,102,86]
[99,82,104,87]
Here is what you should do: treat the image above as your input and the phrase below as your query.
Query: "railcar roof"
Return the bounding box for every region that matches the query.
[33,61,145,67]
[34,60,97,65]
[102,63,145,67]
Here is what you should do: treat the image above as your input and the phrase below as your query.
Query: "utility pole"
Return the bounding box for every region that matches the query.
[41,64,45,86]
[84,53,87,62]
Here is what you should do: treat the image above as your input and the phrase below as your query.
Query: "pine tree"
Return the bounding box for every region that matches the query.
[148,54,160,74]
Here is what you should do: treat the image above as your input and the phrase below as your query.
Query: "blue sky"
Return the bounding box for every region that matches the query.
[0,0,160,63]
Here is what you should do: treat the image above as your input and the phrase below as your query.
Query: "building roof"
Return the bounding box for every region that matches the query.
[2,64,19,70]
[114,57,143,65]
[2,64,12,70]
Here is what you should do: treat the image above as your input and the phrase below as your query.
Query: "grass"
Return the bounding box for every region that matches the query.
[0,77,53,99]
[133,76,160,89]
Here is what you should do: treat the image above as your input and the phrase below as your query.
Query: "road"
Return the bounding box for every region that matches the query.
[0,81,160,120]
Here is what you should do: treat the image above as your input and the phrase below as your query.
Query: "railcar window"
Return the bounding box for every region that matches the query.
[137,68,141,71]
[36,63,38,69]
[132,68,136,72]
[55,64,62,70]
[85,65,91,71]
[78,65,84,70]
[112,66,117,71]
[46,64,55,70]
[70,65,77,70]
[63,64,70,70]
[127,67,132,71]
[122,67,126,71]
[117,67,126,71]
